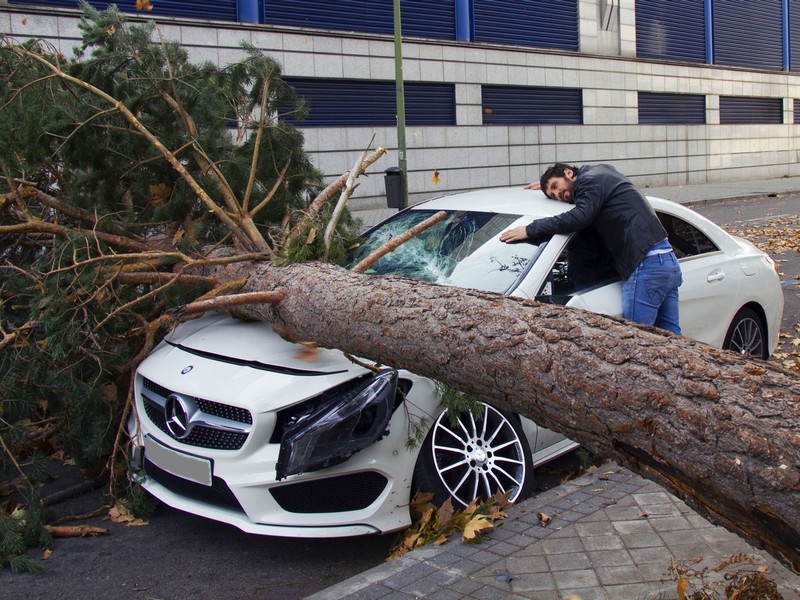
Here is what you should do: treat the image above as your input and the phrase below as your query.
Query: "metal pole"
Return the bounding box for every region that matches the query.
[393,0,408,208]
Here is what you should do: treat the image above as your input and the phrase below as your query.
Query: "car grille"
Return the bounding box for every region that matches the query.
[140,377,252,450]
[269,472,388,513]
[144,458,245,513]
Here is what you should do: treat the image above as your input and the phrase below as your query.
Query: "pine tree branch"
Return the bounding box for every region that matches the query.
[8,184,137,239]
[114,272,217,288]
[351,210,447,273]
[0,220,151,252]
[7,44,266,254]
[249,158,291,219]
[287,146,387,243]
[94,268,192,331]
[242,78,270,213]
[324,138,374,256]
[182,289,286,315]
[0,320,35,352]
[156,28,242,218]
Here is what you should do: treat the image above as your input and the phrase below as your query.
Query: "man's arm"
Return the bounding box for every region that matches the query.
[505,178,603,243]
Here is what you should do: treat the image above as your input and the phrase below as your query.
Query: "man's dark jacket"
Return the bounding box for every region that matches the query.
[525,164,668,279]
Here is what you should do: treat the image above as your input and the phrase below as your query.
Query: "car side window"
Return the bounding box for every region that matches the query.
[657,212,719,258]
[538,227,620,301]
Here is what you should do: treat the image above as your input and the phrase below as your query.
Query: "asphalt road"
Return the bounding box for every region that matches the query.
[4,193,799,600]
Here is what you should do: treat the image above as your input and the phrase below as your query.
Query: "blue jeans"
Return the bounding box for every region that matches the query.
[622,251,683,334]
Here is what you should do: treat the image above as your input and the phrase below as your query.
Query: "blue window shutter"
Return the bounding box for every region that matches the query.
[714,0,783,70]
[638,93,706,124]
[635,0,706,63]
[791,0,800,70]
[473,0,578,51]
[481,86,582,125]
[8,0,241,21]
[282,79,455,128]
[719,96,783,124]
[263,0,456,40]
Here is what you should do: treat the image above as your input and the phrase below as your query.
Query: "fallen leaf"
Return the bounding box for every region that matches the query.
[536,512,551,526]
[436,497,454,528]
[462,516,493,540]
[108,502,149,526]
[677,576,689,600]
[42,549,53,560]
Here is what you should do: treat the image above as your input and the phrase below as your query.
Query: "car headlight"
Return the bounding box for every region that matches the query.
[275,370,399,480]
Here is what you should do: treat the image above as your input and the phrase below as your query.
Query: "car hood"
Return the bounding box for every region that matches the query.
[163,312,359,376]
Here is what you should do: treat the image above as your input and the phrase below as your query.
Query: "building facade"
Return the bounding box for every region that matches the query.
[3,0,800,224]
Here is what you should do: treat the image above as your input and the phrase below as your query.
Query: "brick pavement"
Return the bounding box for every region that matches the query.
[307,465,800,600]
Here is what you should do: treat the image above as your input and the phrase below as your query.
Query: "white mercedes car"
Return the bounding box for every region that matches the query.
[128,188,784,537]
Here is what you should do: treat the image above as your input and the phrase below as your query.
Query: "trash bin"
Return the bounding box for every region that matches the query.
[384,167,406,209]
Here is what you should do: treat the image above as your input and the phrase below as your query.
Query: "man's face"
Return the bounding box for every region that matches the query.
[544,168,576,204]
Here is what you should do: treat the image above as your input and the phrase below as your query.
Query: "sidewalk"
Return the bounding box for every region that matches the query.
[315,175,800,600]
[307,464,800,600]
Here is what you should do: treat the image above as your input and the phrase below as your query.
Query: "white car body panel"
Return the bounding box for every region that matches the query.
[128,187,783,538]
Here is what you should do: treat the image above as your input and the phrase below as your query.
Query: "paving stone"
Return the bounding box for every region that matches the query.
[426,588,467,600]
[341,583,393,599]
[544,550,592,572]
[470,584,521,599]
[596,564,646,585]
[377,591,421,600]
[540,536,586,555]
[632,491,673,506]
[602,581,672,600]
[404,569,463,597]
[587,548,634,567]
[575,520,618,537]
[648,515,693,532]
[581,534,626,552]
[612,519,657,536]
[506,571,556,592]
[447,577,484,595]
[618,531,668,549]
[504,554,550,575]
[557,586,608,600]
[381,561,439,590]
[551,567,601,590]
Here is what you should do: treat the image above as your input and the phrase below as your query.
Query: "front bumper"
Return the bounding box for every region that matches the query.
[128,341,436,537]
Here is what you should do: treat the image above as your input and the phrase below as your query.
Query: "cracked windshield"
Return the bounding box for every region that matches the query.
[346,210,539,293]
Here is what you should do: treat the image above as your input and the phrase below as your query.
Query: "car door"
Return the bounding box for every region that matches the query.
[656,212,740,346]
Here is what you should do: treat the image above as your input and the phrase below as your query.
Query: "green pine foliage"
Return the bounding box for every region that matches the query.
[0,4,366,570]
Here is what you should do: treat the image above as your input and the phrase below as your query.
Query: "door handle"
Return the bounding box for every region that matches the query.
[707,270,725,282]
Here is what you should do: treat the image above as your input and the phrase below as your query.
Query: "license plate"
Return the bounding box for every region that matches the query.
[144,436,212,487]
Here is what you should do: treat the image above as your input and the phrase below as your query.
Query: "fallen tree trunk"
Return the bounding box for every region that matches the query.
[200,258,800,572]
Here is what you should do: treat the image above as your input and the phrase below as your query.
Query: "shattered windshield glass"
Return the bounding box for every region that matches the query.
[345,210,540,294]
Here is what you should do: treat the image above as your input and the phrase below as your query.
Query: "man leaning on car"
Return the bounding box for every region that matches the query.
[500,163,683,334]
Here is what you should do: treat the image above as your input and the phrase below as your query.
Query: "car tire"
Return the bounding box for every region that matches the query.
[412,402,534,509]
[723,307,767,359]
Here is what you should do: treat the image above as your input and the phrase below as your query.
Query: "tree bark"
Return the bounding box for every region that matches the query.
[200,258,800,572]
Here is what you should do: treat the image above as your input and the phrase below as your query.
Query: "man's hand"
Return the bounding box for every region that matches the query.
[500,226,529,243]
[523,181,541,190]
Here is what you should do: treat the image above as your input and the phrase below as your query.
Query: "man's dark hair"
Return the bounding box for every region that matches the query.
[539,163,579,198]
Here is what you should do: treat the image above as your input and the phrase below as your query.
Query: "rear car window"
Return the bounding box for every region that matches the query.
[657,212,719,258]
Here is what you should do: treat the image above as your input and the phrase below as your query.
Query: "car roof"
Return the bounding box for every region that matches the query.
[409,187,569,218]
[410,186,682,220]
